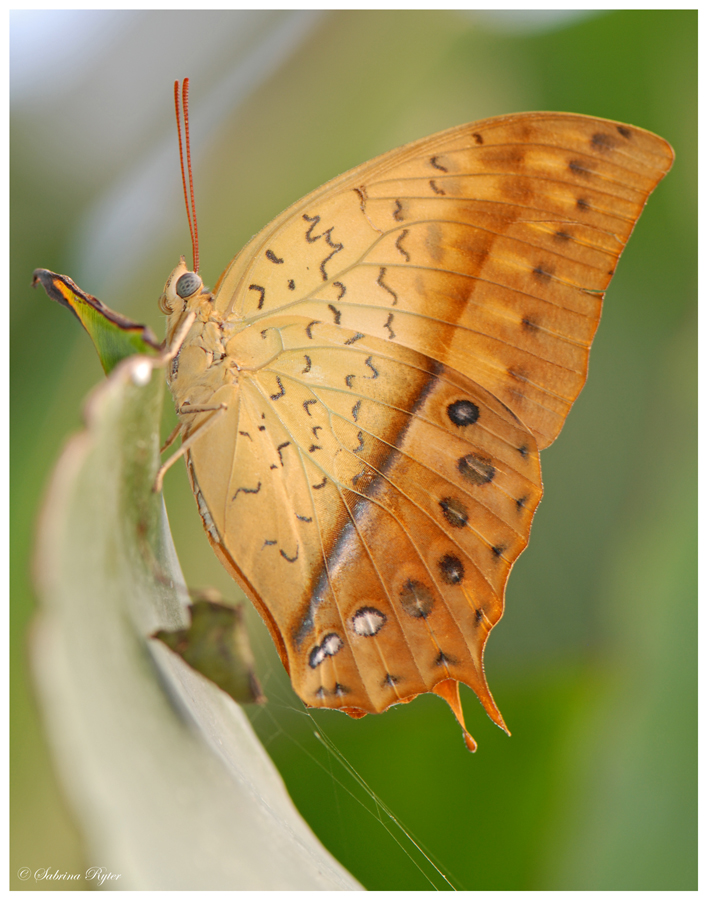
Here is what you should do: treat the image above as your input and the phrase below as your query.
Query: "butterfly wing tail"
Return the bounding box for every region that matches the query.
[433,676,510,753]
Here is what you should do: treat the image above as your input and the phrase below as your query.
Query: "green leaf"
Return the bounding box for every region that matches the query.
[32,268,161,373]
[31,352,362,889]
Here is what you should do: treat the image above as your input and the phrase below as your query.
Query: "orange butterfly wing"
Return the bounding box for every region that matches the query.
[166,113,673,748]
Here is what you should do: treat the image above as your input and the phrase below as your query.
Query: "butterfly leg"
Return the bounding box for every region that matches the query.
[153,402,227,493]
[156,307,200,459]
[160,422,182,454]
[161,309,197,361]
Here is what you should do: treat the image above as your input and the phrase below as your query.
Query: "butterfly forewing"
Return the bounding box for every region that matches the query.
[169,112,673,745]
[214,113,673,448]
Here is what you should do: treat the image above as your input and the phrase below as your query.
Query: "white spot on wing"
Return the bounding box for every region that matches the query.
[308,632,343,669]
[352,607,387,637]
[322,633,343,656]
[310,646,326,668]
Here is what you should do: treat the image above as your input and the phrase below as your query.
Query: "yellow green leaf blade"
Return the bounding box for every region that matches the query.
[32,268,161,373]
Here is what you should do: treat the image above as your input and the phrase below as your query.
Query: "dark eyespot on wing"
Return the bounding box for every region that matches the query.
[448,400,479,427]
[435,651,456,667]
[438,554,464,585]
[591,131,618,151]
[439,497,468,528]
[569,159,593,177]
[532,265,553,282]
[399,579,435,618]
[458,453,495,485]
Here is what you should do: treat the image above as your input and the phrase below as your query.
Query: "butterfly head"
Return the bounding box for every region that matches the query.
[159,256,206,315]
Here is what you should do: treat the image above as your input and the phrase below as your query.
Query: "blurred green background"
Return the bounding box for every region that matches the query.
[11,9,696,891]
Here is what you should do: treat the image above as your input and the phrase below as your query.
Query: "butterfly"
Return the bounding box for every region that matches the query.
[160,81,673,750]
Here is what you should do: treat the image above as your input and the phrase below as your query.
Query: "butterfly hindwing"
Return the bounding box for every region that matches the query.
[186,321,542,722]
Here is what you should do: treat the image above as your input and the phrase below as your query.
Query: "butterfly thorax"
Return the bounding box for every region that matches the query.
[161,258,286,416]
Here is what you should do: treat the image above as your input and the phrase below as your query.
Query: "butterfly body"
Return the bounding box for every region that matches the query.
[161,112,673,749]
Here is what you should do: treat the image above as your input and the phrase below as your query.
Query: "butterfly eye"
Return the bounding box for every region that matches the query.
[176,271,202,299]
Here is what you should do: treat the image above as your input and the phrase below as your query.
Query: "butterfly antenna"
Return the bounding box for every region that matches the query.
[174,78,200,273]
